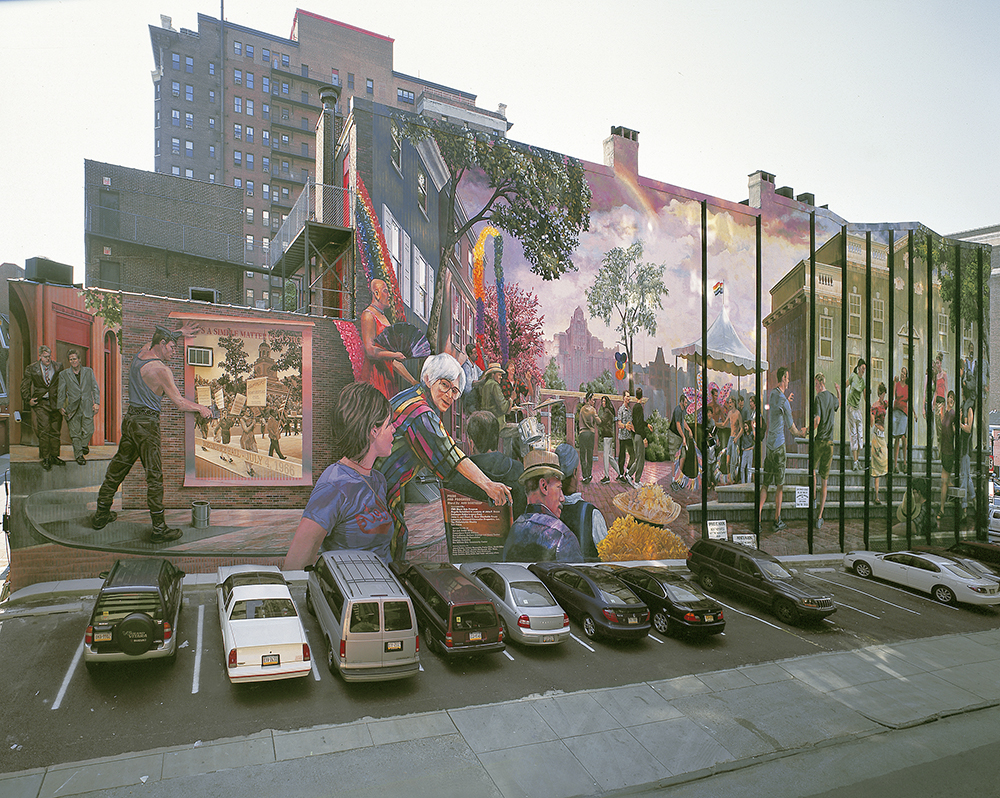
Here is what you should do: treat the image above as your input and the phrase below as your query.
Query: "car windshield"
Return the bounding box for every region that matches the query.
[451,603,496,630]
[510,582,556,607]
[230,598,297,621]
[664,583,705,604]
[758,560,793,580]
[957,559,996,579]
[94,591,163,621]
[592,573,642,606]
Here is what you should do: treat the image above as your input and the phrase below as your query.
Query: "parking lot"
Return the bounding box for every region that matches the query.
[2,562,999,775]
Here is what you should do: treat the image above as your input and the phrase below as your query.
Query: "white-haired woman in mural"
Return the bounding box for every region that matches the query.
[378,353,512,561]
[284,382,396,568]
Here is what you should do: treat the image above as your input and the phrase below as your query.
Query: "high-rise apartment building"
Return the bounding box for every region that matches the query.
[149,9,509,308]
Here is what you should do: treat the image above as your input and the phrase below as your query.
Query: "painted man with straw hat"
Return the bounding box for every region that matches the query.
[479,362,516,424]
[502,449,584,563]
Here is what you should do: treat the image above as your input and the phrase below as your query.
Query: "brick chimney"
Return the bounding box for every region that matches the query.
[603,126,639,176]
[315,84,342,223]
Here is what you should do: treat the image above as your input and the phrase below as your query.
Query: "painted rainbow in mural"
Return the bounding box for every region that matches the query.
[355,176,406,322]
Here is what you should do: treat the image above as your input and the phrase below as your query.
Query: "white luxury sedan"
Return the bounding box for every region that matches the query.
[843,550,1000,606]
[216,565,312,682]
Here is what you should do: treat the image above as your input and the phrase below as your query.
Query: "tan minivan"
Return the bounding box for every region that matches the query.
[305,550,419,681]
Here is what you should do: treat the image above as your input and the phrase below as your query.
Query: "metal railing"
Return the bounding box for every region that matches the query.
[268,181,354,270]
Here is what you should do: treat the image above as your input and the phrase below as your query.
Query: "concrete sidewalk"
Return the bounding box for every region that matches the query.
[3,587,1000,798]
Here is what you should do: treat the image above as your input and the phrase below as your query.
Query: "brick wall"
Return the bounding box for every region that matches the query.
[118,293,355,512]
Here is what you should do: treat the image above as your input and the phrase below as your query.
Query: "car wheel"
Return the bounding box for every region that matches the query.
[932,585,956,605]
[582,615,598,639]
[652,611,671,636]
[326,640,337,675]
[116,613,155,656]
[498,617,509,644]
[305,588,315,616]
[699,570,718,592]
[853,561,873,578]
[773,598,798,625]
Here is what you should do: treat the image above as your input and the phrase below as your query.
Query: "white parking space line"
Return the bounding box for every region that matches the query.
[52,640,84,711]
[647,633,664,644]
[712,599,784,631]
[503,650,515,661]
[810,574,922,614]
[833,601,881,619]
[570,633,595,652]
[192,604,205,694]
[310,657,321,680]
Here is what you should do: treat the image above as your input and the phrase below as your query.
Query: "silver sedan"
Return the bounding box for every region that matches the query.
[458,563,570,645]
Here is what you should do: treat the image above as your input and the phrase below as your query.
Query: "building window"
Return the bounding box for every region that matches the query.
[262,48,270,64]
[281,133,289,147]
[171,137,180,155]
[262,155,270,173]
[819,314,833,360]
[171,109,180,126]
[262,290,269,303]
[234,123,242,139]
[246,99,254,117]
[281,186,289,202]
[246,181,254,196]
[246,288,254,305]
[872,297,885,342]
[331,68,339,86]
[397,88,414,104]
[281,107,289,120]
[246,235,253,251]
[234,177,242,189]
[417,170,428,215]
[246,208,253,224]
[155,82,160,100]
[281,160,289,174]
[301,143,309,157]
[185,140,193,157]
[366,78,373,95]
[234,96,242,113]
[209,172,216,183]
[301,90,309,104]
[246,270,254,279]
[234,69,242,86]
[155,109,160,128]
[185,55,193,73]
[390,124,402,172]
[414,248,431,319]
[872,357,885,387]
[171,166,180,176]
[938,313,949,355]
[185,84,193,101]
[262,103,270,120]
[263,183,270,200]
[262,76,270,94]
[234,41,242,56]
[209,61,215,76]
[209,89,216,103]
[247,153,254,170]
[185,168,194,179]
[300,117,309,130]
[246,44,254,59]
[347,73,354,90]
[848,291,861,338]
[246,126,254,143]
[155,138,160,155]
[301,64,309,78]
[281,53,289,68]
[262,237,270,252]
[246,72,254,90]
[262,130,270,147]
[185,112,193,128]
[209,116,216,130]
[209,144,216,158]
[171,53,180,70]
[262,210,270,226]
[234,151,242,166]
[171,80,180,97]
[281,82,289,95]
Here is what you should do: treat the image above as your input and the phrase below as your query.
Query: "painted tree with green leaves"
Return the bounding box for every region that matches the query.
[586,240,668,392]
[397,114,592,352]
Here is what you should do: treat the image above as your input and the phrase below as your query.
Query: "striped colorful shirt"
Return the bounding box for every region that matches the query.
[377,383,467,560]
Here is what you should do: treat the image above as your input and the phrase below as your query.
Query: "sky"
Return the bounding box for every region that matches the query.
[1,0,997,341]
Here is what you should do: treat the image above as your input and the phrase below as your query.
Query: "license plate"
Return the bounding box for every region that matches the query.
[385,641,402,652]
[627,616,638,624]
[542,635,555,643]
[704,615,714,622]
[94,631,112,643]
[468,631,482,642]
[262,654,280,666]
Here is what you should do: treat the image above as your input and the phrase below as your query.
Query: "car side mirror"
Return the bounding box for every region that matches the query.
[752,572,762,580]
[98,571,109,580]
[789,568,799,575]
[303,564,314,572]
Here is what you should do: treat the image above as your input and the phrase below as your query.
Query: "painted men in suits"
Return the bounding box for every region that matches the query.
[21,345,65,470]
[58,349,100,465]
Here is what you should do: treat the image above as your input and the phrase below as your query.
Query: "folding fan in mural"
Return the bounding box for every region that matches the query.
[375,322,431,359]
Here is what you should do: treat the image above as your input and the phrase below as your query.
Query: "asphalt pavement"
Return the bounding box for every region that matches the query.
[3,567,1000,798]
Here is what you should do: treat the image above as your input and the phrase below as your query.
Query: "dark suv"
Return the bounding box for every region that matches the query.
[84,558,184,671]
[686,539,835,625]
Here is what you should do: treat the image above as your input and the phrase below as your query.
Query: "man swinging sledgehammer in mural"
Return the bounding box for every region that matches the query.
[91,322,214,544]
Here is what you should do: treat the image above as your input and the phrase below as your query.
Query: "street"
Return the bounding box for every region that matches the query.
[2,563,998,775]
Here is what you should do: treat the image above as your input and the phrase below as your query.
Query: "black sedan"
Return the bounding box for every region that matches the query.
[528,562,650,640]
[595,565,725,637]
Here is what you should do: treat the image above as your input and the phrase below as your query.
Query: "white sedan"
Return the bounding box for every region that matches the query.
[843,550,1000,606]
[216,565,312,683]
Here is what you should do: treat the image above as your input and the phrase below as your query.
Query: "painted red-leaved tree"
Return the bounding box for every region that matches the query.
[479,283,544,390]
